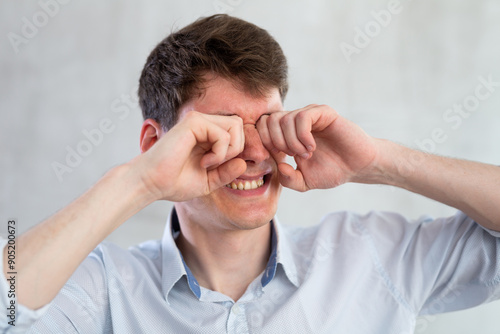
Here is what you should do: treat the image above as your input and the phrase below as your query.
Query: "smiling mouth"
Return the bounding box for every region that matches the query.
[225,176,266,190]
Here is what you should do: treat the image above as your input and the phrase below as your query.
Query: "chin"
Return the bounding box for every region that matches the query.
[176,177,281,233]
[174,196,278,233]
[217,185,281,230]
[225,208,276,231]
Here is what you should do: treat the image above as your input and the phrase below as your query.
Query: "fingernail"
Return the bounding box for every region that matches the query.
[307,145,314,152]
[300,153,310,159]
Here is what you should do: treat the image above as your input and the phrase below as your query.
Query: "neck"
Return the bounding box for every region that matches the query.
[175,214,272,301]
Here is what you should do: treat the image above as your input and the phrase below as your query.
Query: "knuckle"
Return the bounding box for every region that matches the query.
[296,110,308,121]
[232,115,243,126]
[270,137,284,149]
[317,104,334,113]
[222,131,231,142]
[184,110,199,120]
[279,115,293,127]
[305,103,319,109]
[268,112,281,124]
[183,111,203,128]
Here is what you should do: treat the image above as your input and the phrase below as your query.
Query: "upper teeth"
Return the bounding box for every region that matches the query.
[226,178,264,190]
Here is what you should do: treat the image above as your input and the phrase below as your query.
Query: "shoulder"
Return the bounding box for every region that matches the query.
[280,210,413,238]
[91,239,162,262]
[71,239,163,286]
[278,210,429,262]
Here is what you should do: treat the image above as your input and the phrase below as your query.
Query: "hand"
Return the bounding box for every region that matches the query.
[257,104,379,191]
[135,111,247,201]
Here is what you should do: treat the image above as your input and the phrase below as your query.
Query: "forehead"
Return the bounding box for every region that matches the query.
[179,76,283,123]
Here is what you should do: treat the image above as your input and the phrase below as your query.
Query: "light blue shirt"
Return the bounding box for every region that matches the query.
[2,210,500,333]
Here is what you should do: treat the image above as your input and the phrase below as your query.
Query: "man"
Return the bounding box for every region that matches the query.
[2,14,499,333]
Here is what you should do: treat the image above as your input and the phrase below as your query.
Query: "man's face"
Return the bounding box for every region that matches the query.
[173,75,285,232]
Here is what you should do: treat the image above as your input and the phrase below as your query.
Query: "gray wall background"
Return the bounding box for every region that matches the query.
[1,0,499,333]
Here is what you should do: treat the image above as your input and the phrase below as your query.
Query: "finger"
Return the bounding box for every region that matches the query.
[268,144,287,166]
[277,162,308,192]
[280,112,312,159]
[207,158,247,192]
[267,111,293,155]
[295,110,317,153]
[224,115,245,161]
[198,125,231,169]
[256,114,276,153]
[204,114,245,162]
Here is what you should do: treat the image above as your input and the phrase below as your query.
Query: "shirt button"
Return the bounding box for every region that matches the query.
[232,304,240,315]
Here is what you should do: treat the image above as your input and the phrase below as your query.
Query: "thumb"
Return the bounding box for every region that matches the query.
[277,162,308,192]
[207,158,247,192]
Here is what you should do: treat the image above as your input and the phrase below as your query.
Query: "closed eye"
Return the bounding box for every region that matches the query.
[215,111,238,117]
[215,111,272,127]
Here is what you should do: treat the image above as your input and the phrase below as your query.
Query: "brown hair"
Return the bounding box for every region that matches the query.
[138,14,288,130]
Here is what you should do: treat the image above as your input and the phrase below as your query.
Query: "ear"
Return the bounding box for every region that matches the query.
[140,119,164,153]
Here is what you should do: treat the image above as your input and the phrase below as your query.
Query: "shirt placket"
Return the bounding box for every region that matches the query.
[227,302,250,334]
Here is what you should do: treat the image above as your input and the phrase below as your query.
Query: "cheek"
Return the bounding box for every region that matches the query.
[179,196,212,214]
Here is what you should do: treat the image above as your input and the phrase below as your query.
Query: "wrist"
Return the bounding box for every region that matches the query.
[105,160,159,211]
[350,139,402,186]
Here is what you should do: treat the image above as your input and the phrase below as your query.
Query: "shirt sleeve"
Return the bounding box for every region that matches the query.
[360,211,500,316]
[27,250,112,333]
[0,239,52,333]
[0,237,111,333]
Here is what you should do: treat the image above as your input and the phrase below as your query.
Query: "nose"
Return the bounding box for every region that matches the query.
[238,124,270,164]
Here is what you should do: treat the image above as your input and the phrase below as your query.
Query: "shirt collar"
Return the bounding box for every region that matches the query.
[161,209,299,303]
[272,216,300,288]
[160,209,200,303]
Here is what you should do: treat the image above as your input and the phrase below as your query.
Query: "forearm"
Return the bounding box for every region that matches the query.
[359,139,500,230]
[3,162,155,310]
